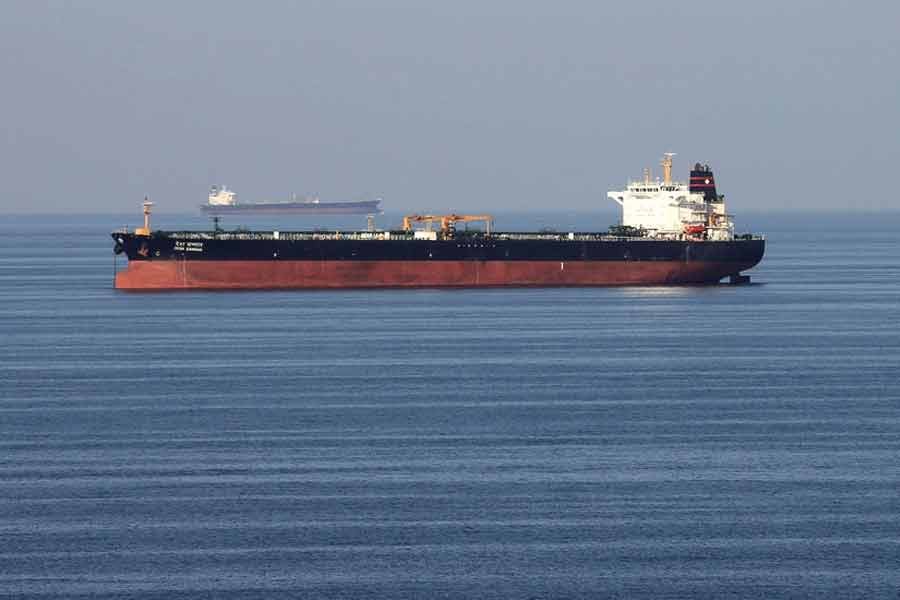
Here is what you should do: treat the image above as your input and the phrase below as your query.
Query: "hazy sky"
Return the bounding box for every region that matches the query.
[2,0,899,214]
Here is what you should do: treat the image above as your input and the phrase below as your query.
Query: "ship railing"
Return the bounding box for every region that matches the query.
[166,231,418,242]
[166,231,639,242]
[162,230,767,242]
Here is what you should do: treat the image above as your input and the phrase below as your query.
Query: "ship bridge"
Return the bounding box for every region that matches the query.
[607,153,734,241]
[208,185,237,206]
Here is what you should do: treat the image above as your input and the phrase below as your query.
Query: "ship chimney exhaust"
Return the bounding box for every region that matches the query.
[689,162,719,203]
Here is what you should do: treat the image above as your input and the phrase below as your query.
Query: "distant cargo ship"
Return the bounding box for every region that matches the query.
[200,185,382,215]
[113,154,764,290]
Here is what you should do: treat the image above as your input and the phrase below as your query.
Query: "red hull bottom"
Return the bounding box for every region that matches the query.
[115,260,754,290]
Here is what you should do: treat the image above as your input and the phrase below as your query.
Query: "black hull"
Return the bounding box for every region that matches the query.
[113,231,764,266]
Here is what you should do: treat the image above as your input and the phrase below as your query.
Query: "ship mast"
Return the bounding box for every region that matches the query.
[135,198,153,236]
[661,153,676,185]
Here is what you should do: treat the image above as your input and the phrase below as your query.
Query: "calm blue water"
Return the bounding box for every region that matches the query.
[2,213,899,599]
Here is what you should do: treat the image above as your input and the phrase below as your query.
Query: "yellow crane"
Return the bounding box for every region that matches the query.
[402,214,493,236]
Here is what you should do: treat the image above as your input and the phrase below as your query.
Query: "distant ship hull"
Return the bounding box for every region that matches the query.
[112,233,764,290]
[200,200,382,216]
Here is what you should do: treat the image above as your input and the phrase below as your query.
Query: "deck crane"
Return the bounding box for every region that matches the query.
[402,214,494,236]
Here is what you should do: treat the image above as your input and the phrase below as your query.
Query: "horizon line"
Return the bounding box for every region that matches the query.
[2,207,899,217]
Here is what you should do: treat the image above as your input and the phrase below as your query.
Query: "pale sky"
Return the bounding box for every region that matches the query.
[2,0,898,214]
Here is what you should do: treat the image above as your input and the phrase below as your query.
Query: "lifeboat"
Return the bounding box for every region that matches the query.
[683,224,706,235]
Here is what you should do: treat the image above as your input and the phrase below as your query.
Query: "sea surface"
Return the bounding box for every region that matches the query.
[1,213,899,599]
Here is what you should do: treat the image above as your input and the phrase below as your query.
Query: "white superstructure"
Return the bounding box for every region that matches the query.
[607,154,734,241]
[208,185,237,206]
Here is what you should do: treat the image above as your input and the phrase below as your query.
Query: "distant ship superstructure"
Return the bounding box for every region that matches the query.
[207,185,238,206]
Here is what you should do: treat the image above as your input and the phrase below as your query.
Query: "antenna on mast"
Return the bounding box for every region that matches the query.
[661,152,676,185]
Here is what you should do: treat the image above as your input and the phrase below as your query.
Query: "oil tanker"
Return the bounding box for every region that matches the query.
[200,185,382,216]
[112,155,764,290]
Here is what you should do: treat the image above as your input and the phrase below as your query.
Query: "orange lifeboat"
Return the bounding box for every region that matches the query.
[683,224,706,236]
